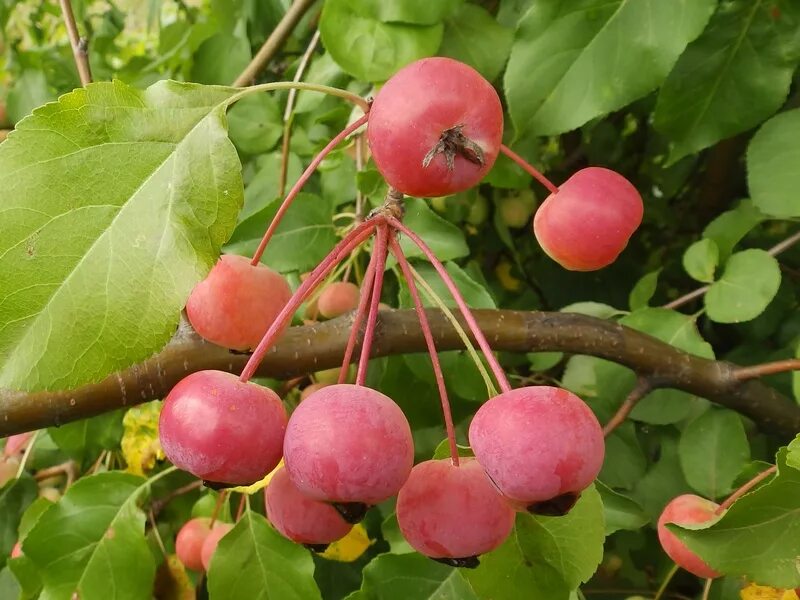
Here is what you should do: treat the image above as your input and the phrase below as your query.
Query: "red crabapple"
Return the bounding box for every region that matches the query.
[317,282,360,319]
[657,495,721,579]
[176,517,212,571]
[468,386,604,514]
[533,167,643,271]
[3,432,34,457]
[283,384,413,519]
[186,254,292,351]
[396,458,515,567]
[367,57,503,198]
[265,468,351,551]
[11,541,22,559]
[159,370,287,486]
[200,522,233,571]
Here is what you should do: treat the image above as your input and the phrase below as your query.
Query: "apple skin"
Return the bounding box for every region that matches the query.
[533,167,643,271]
[200,522,234,572]
[175,517,212,572]
[657,494,722,579]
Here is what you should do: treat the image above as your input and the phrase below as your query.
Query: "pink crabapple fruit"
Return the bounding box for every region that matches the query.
[317,281,360,319]
[11,541,22,559]
[200,522,233,572]
[175,517,212,572]
[533,167,643,271]
[0,457,19,487]
[265,467,351,551]
[367,57,503,198]
[396,458,515,568]
[186,254,292,351]
[159,370,287,486]
[657,494,722,579]
[468,386,604,514]
[3,432,34,458]
[283,384,414,521]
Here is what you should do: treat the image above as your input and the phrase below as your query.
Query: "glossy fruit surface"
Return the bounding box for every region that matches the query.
[186,254,292,351]
[176,517,212,571]
[317,282,360,319]
[468,386,604,508]
[368,57,503,198]
[3,432,34,457]
[533,167,643,271]
[657,494,721,579]
[396,458,515,562]
[265,468,351,546]
[200,522,233,571]
[0,457,19,487]
[159,370,287,485]
[283,384,413,504]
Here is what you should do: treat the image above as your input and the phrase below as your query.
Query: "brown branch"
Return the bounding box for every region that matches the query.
[602,377,654,436]
[1,310,799,438]
[232,0,318,87]
[58,0,93,86]
[734,359,800,381]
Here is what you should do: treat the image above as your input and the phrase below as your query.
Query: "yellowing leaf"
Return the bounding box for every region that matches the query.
[121,401,164,476]
[320,523,372,562]
[740,583,799,600]
[495,260,522,292]
[227,460,284,495]
[154,554,194,600]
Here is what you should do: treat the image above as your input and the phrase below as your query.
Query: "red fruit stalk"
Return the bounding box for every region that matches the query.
[355,224,390,386]
[499,145,559,195]
[386,216,511,393]
[251,113,369,264]
[239,219,379,382]
[389,236,459,465]
[338,244,379,385]
[717,464,777,513]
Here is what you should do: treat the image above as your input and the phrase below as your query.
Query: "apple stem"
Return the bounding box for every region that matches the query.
[240,219,378,382]
[250,113,370,265]
[389,236,459,466]
[338,244,379,384]
[717,464,777,513]
[209,490,228,528]
[386,216,512,394]
[500,144,559,195]
[355,224,390,386]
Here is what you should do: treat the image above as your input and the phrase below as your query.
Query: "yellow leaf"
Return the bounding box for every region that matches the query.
[121,401,164,477]
[741,583,799,600]
[495,260,522,292]
[320,523,372,562]
[227,460,284,495]
[154,554,194,600]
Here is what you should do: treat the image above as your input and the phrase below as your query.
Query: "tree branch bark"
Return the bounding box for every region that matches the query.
[1,309,798,437]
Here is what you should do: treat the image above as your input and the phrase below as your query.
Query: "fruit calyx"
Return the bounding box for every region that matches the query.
[433,555,480,569]
[332,501,369,524]
[422,124,485,171]
[527,491,581,516]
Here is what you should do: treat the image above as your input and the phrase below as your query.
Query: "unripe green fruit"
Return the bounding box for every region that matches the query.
[466,193,489,226]
[39,486,61,503]
[498,189,536,229]
[430,196,449,213]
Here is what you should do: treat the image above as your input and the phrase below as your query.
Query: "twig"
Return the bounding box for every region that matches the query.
[603,377,654,436]
[734,359,800,381]
[665,229,800,310]
[149,509,168,557]
[701,578,713,600]
[717,464,777,513]
[34,460,78,487]
[58,0,93,85]
[653,564,679,600]
[232,0,318,87]
[151,479,203,516]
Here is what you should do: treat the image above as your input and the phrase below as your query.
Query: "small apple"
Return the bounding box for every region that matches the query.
[657,494,721,579]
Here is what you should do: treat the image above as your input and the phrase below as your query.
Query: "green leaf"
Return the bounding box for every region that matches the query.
[368,0,462,25]
[207,510,321,599]
[241,152,303,220]
[225,192,338,273]
[358,553,477,599]
[320,0,443,82]
[600,423,647,490]
[560,302,625,319]
[683,239,719,283]
[466,485,604,600]
[0,477,37,570]
[23,471,156,600]
[398,261,494,309]
[527,351,564,371]
[190,32,251,85]
[398,199,469,262]
[0,568,21,600]
[505,0,715,136]
[227,93,283,156]
[48,410,124,467]
[678,409,750,499]
[702,200,766,261]
[705,249,782,323]
[439,4,513,81]
[794,342,800,404]
[654,1,800,163]
[629,269,661,311]
[6,70,55,125]
[632,434,692,520]
[0,80,243,392]
[7,555,41,600]
[671,446,800,588]
[596,481,649,536]
[747,107,800,218]
[432,440,474,460]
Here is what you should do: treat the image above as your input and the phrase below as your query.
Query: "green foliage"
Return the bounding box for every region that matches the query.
[747,108,800,218]
[705,249,782,323]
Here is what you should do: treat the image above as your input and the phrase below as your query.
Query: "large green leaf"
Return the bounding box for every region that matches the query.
[466,485,604,600]
[678,409,750,499]
[632,434,692,520]
[225,192,338,273]
[207,510,320,599]
[702,200,766,261]
[654,1,800,163]
[596,481,649,536]
[747,108,800,218]
[504,0,715,136]
[0,80,243,392]
[439,4,513,81]
[23,471,156,600]
[705,249,781,323]
[671,446,800,588]
[0,477,37,570]
[320,0,443,82]
[356,553,477,599]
